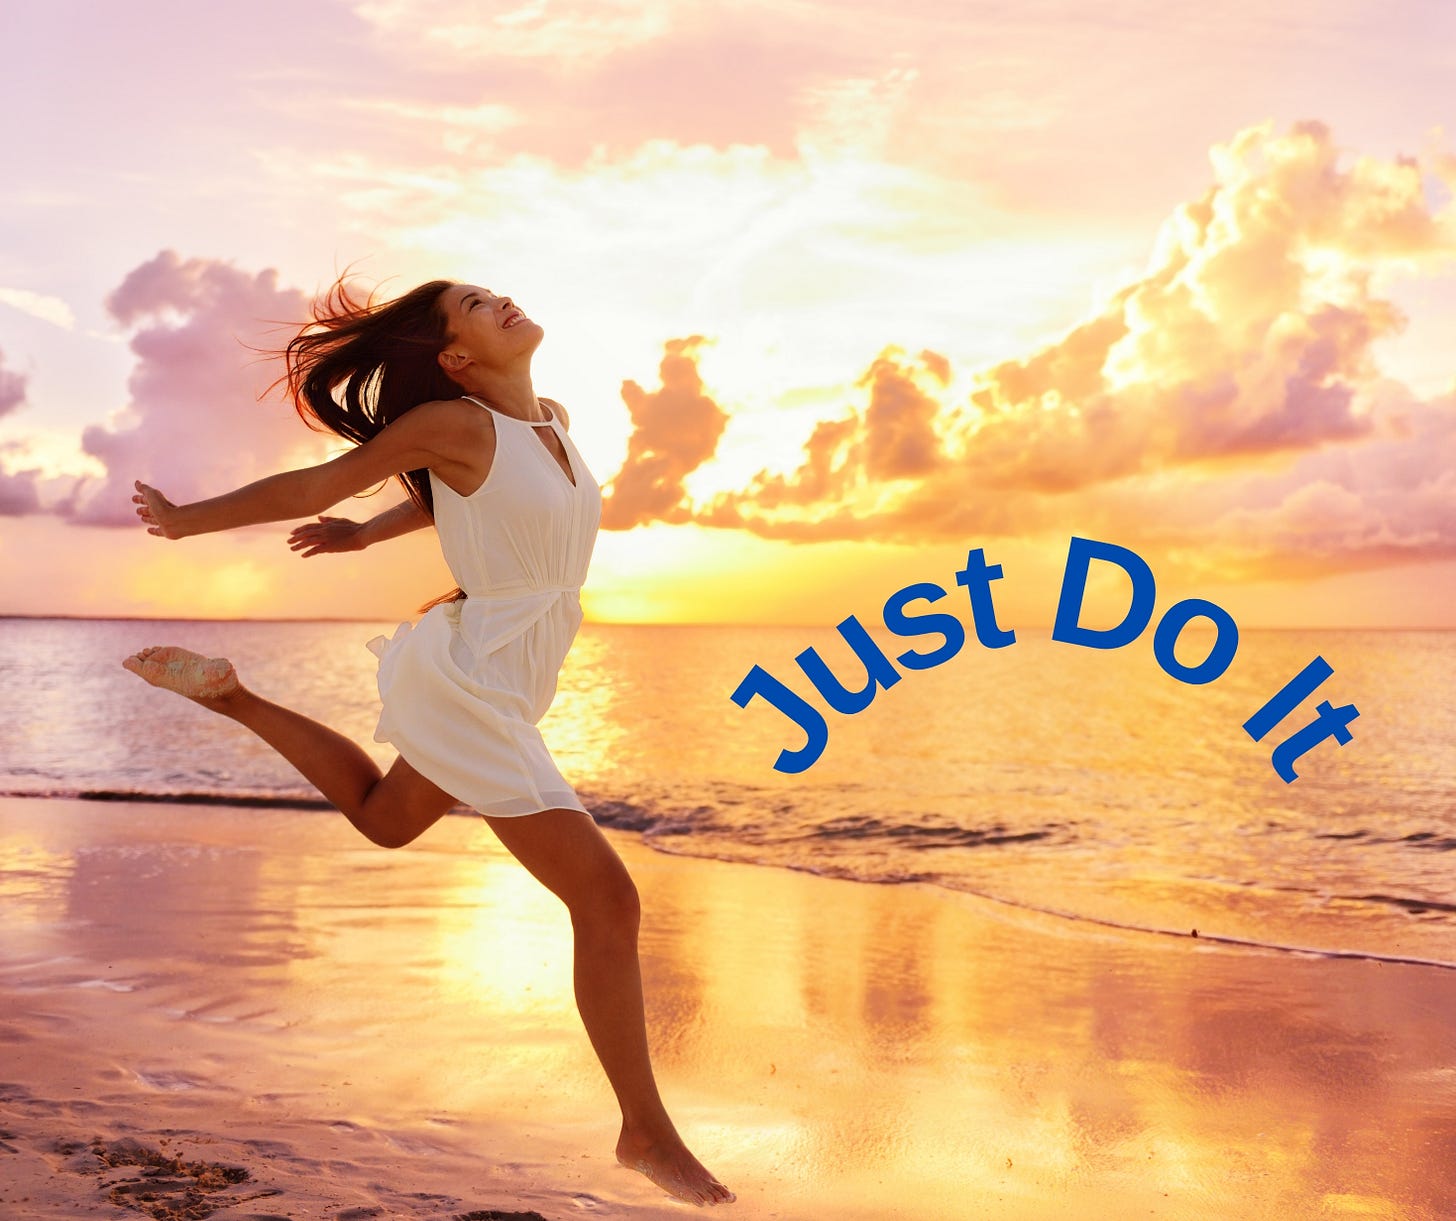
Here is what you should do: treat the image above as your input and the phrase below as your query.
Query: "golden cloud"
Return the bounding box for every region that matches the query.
[601,121,1456,582]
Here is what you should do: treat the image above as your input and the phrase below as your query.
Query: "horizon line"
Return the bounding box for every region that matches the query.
[1,613,1452,632]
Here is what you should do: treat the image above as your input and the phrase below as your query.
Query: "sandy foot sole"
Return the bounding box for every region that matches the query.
[122,645,241,701]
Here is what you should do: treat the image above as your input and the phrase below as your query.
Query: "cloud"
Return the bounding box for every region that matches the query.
[602,120,1456,579]
[0,356,42,514]
[1140,384,1456,580]
[63,251,324,527]
[330,1,877,173]
[350,0,675,66]
[717,346,953,516]
[0,287,75,329]
[600,335,728,529]
[0,475,41,514]
[0,440,42,515]
[0,347,27,418]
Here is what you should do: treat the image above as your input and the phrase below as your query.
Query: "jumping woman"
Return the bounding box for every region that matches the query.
[120,276,735,1208]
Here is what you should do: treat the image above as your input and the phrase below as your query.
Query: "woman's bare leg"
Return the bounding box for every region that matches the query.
[121,646,731,1203]
[485,809,735,1207]
[121,645,456,848]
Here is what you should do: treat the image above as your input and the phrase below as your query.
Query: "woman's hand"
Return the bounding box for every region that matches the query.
[288,515,366,557]
[133,480,188,539]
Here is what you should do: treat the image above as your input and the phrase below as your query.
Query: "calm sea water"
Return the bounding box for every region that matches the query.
[2,616,1452,968]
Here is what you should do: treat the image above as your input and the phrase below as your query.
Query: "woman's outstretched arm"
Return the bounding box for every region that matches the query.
[359,498,433,544]
[138,467,321,538]
[133,400,471,539]
[286,500,432,557]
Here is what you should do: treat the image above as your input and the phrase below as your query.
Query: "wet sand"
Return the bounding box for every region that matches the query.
[1,795,1452,1220]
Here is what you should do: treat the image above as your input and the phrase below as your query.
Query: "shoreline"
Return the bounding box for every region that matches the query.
[2,794,1453,1219]
[11,791,1453,976]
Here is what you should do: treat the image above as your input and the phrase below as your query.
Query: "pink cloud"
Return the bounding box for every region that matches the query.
[1139,385,1456,580]
[65,251,322,527]
[345,3,861,166]
[0,346,27,419]
[0,355,24,422]
[0,444,41,515]
[0,351,40,514]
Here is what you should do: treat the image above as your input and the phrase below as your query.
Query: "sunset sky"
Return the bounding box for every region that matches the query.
[2,0,1454,626]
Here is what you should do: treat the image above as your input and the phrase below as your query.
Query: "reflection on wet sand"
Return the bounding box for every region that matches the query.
[1,795,1452,1219]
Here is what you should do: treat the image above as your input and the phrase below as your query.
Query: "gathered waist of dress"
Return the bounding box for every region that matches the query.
[462,583,582,602]
[441,584,584,655]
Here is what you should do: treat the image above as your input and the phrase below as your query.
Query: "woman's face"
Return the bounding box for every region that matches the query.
[438,283,542,372]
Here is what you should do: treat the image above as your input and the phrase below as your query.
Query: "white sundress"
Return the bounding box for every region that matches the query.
[364,394,602,817]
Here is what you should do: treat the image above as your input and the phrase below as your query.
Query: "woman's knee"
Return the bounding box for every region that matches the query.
[571,864,640,932]
[361,761,456,849]
[486,808,642,928]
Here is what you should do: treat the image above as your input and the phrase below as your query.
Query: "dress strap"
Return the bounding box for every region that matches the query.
[460,394,555,426]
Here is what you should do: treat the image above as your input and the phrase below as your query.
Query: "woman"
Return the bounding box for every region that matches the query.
[121,275,734,1208]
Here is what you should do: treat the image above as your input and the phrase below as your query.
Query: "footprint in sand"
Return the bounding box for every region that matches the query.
[70,1137,269,1220]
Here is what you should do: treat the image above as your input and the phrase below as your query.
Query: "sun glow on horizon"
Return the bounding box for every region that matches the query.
[0,5,1452,626]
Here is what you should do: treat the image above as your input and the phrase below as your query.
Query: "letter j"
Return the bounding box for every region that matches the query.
[730,665,830,774]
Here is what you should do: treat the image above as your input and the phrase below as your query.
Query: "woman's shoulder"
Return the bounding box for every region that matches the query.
[411,393,564,431]
[540,397,571,429]
[417,395,495,428]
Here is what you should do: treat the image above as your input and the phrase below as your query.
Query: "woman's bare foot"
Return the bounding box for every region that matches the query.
[121,645,242,707]
[616,1125,735,1206]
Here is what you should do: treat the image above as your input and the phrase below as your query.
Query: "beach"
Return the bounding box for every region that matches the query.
[2,795,1452,1220]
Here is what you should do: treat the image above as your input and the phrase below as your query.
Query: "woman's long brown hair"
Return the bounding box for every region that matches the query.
[262,269,466,615]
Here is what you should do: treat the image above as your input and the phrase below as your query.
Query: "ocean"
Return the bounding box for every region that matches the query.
[2,616,1452,969]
